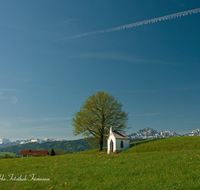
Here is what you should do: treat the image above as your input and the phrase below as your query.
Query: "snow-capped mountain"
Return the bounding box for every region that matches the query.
[182,129,200,136]
[0,138,61,148]
[128,127,181,140]
[0,138,11,144]
[17,138,58,145]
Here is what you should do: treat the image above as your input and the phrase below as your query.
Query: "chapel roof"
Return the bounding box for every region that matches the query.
[107,130,131,140]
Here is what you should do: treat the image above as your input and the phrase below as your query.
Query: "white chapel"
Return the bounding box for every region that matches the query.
[107,126,131,154]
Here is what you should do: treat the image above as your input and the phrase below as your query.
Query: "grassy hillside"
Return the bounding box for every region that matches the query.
[125,136,200,153]
[0,136,200,190]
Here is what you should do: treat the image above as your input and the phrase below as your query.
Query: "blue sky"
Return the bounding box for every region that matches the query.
[0,0,200,141]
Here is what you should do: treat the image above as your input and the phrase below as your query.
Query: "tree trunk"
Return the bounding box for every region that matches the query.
[99,115,105,151]
[99,138,103,151]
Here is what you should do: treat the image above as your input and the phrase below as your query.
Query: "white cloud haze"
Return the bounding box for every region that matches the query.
[0,92,5,99]
[130,113,161,116]
[10,96,18,104]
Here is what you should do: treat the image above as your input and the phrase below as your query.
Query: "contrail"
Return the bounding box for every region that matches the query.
[53,8,200,42]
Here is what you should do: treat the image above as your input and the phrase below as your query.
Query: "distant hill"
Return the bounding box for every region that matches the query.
[0,138,106,155]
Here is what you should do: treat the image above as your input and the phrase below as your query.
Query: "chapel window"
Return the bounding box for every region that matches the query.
[120,140,124,148]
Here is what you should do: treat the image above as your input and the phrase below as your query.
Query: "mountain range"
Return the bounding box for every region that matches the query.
[1,127,200,148]
[128,127,200,140]
[0,138,63,148]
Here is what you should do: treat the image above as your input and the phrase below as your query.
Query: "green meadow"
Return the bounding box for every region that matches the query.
[0,136,200,190]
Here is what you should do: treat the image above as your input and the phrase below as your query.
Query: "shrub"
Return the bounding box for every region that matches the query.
[55,148,66,155]
[32,153,41,157]
[2,154,13,159]
[49,148,56,156]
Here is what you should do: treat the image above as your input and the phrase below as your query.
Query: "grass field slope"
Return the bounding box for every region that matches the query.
[0,136,200,190]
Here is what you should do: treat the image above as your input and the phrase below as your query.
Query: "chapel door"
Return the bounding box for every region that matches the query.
[110,140,113,154]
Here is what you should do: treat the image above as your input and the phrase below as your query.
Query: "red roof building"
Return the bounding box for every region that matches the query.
[19,150,48,157]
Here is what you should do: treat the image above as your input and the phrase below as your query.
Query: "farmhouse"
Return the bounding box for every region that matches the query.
[19,150,48,157]
[107,126,131,154]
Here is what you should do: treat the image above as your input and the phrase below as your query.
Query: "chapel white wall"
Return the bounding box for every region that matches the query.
[116,139,130,151]
[108,134,130,152]
[107,134,116,151]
